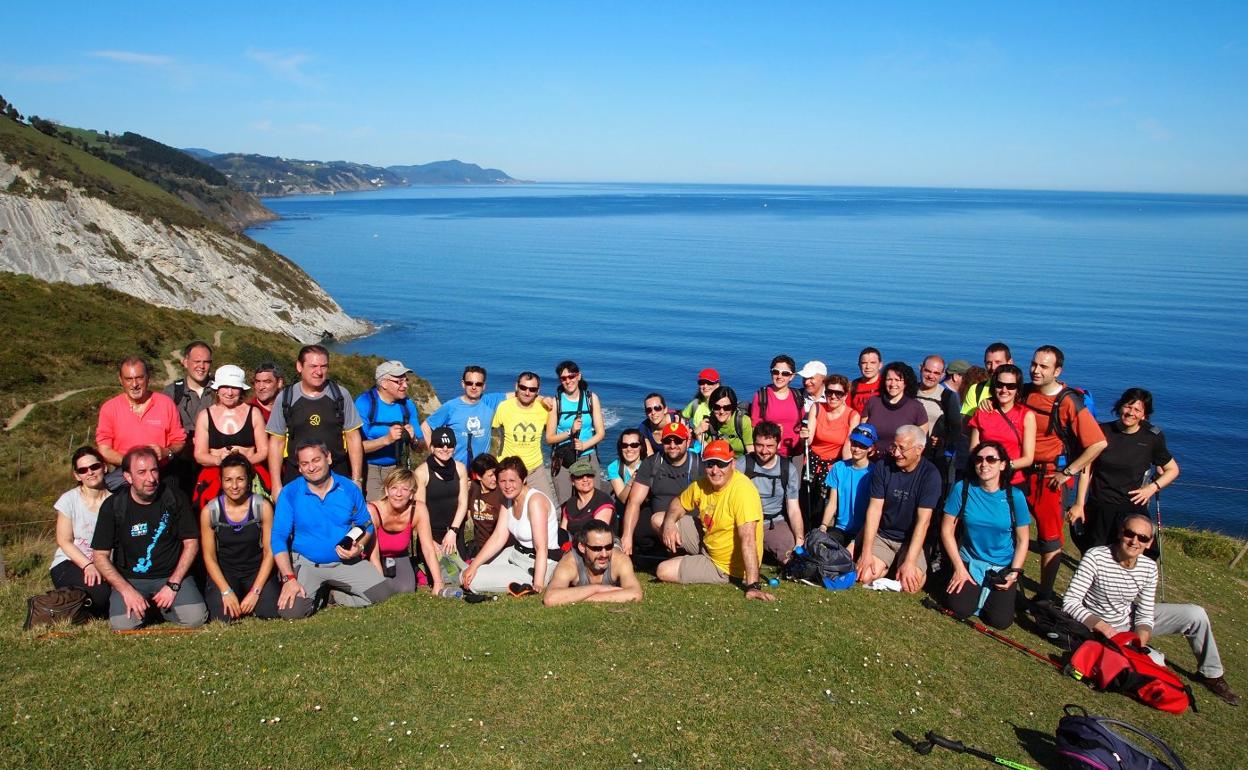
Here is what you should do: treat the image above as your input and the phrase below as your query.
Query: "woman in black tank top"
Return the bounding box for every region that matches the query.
[416,428,470,557]
[193,365,271,509]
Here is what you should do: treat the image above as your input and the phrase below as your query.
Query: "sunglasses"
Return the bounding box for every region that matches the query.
[825,389,847,398]
[559,373,579,382]
[975,455,1003,464]
[771,369,794,377]
[698,379,718,386]
[850,441,871,450]
[620,441,642,449]
[994,381,1020,391]
[662,437,687,446]
[645,404,665,413]
[1122,530,1153,544]
[75,461,104,474]
[517,385,539,393]
[463,380,485,387]
[583,543,613,553]
[712,403,734,412]
[704,458,733,468]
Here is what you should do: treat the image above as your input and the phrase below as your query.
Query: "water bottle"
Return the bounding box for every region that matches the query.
[767,577,780,588]
[437,586,463,599]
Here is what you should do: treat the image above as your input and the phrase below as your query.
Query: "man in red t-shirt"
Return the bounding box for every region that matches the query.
[1023,345,1107,599]
[95,357,186,491]
[247,362,284,423]
[849,347,882,414]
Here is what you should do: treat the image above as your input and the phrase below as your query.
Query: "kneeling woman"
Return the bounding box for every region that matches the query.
[939,440,1030,630]
[200,454,280,622]
[461,456,560,593]
[49,447,112,616]
[368,467,444,595]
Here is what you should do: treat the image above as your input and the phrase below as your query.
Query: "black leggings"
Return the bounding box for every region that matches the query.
[204,569,280,623]
[49,561,111,618]
[942,570,1018,630]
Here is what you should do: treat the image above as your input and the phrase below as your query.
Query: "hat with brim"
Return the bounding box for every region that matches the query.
[212,364,249,390]
[568,457,595,477]
[375,360,413,381]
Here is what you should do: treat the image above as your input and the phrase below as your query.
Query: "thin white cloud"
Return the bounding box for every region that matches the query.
[246,49,317,87]
[89,50,174,67]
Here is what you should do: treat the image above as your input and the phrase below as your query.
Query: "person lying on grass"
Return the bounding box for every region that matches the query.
[543,520,642,606]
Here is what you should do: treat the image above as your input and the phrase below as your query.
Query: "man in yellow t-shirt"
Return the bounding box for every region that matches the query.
[655,440,775,600]
[491,371,556,502]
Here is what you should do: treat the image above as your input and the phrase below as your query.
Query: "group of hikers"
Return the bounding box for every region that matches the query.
[46,339,1238,706]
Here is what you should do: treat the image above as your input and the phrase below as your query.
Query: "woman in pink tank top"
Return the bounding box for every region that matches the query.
[368,467,443,595]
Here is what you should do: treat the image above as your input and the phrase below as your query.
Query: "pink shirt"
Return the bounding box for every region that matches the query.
[750,386,804,457]
[95,392,186,455]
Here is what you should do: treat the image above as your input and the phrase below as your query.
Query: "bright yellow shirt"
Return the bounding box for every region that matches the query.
[677,470,763,578]
[492,398,547,472]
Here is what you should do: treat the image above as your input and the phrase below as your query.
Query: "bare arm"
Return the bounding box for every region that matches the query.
[784,496,804,548]
[268,433,287,499]
[193,410,217,466]
[97,443,124,467]
[529,494,553,590]
[898,506,932,593]
[854,497,885,579]
[199,507,230,594]
[660,494,690,553]
[460,506,512,590]
[583,393,606,450]
[619,480,652,555]
[246,410,269,465]
[738,522,774,601]
[55,513,92,571]
[345,429,364,485]
[841,412,861,460]
[1015,411,1036,472]
[413,501,444,593]
[819,488,839,529]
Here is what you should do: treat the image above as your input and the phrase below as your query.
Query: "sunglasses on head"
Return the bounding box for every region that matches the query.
[1122,530,1153,544]
[771,368,793,377]
[75,461,104,474]
[704,458,732,469]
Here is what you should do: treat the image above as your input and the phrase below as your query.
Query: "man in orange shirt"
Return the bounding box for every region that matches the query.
[1022,345,1107,599]
[95,357,186,491]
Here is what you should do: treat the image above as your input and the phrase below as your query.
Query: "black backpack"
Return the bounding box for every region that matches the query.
[280,380,346,431]
[781,528,854,587]
[1056,704,1187,770]
[742,454,792,501]
[755,386,807,436]
[1028,598,1093,652]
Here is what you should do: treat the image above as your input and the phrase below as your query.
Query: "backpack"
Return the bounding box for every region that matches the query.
[552,386,593,473]
[1067,631,1197,714]
[917,387,959,456]
[755,386,807,436]
[205,494,264,530]
[1056,704,1188,770]
[781,528,856,588]
[742,454,792,503]
[280,380,346,433]
[1024,384,1095,463]
[364,387,412,429]
[23,587,91,630]
[1028,598,1094,652]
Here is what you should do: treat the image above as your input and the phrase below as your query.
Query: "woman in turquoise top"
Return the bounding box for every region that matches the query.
[546,360,606,502]
[694,386,753,457]
[606,429,644,508]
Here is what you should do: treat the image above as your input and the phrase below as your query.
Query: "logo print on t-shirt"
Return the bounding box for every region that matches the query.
[466,416,482,435]
[130,522,148,537]
[511,421,539,442]
[309,414,322,426]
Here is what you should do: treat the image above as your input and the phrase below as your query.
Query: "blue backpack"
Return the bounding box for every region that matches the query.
[1055,704,1187,770]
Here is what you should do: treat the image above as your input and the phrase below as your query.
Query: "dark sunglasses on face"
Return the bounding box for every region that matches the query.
[662,437,687,446]
[771,369,793,377]
[620,442,642,449]
[712,403,734,412]
[825,389,846,398]
[1122,530,1153,544]
[975,455,1003,464]
[75,462,104,474]
[704,458,732,469]
[583,543,613,553]
[463,380,485,387]
[645,404,665,413]
[994,381,1020,391]
[517,385,539,393]
[850,441,870,450]
[698,379,718,387]
[559,373,579,382]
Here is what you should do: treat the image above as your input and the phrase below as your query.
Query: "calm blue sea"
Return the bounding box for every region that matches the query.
[248,183,1248,535]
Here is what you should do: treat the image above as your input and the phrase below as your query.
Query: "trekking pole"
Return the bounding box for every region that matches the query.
[923,732,1040,770]
[1155,489,1165,601]
[921,598,1064,671]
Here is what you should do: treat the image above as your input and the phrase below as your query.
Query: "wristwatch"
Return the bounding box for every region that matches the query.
[743,581,762,592]
[280,572,297,583]
[165,581,182,592]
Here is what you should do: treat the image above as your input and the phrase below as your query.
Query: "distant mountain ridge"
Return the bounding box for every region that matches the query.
[191,151,525,196]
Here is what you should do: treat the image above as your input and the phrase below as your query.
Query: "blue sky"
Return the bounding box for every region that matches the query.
[2,2,1246,192]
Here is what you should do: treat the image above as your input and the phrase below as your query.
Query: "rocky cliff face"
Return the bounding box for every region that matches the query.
[0,160,369,342]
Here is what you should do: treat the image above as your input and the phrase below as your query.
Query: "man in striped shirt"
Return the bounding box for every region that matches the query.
[1063,512,1239,705]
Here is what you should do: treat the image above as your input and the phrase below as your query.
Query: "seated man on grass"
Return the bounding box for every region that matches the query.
[543,520,642,606]
[1064,512,1239,706]
[854,424,941,593]
[655,440,775,601]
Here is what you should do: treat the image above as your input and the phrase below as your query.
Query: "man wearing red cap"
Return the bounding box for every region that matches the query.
[621,421,703,555]
[656,440,774,600]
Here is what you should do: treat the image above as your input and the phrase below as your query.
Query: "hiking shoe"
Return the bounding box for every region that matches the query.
[1198,675,1241,706]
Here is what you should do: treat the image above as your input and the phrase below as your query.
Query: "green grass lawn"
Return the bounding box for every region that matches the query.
[3,535,1245,770]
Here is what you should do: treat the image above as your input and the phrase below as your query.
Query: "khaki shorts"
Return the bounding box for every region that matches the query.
[762,517,796,563]
[676,553,730,585]
[869,535,927,576]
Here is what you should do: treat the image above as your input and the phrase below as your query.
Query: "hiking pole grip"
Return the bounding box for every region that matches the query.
[925,732,965,752]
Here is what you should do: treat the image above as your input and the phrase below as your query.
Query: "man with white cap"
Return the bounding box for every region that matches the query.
[356,360,423,500]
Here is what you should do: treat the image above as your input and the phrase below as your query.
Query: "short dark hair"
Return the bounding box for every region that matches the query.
[644,392,666,407]
[752,420,782,442]
[122,446,159,473]
[984,341,1012,360]
[219,452,255,486]
[858,347,881,361]
[470,453,499,479]
[1035,344,1065,369]
[882,361,919,399]
[555,360,580,376]
[578,519,613,544]
[70,446,101,472]
[297,344,329,364]
[497,455,528,481]
[463,365,487,380]
[294,439,330,457]
[770,354,796,371]
[825,373,850,392]
[182,340,212,358]
[517,371,541,385]
[1114,388,1155,418]
[967,439,1014,484]
[118,356,149,376]
[254,361,283,379]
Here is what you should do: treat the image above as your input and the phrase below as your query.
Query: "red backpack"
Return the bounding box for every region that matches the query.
[1067,631,1197,714]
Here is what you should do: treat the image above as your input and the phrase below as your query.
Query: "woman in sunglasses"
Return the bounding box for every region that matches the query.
[696,386,753,458]
[967,364,1035,485]
[607,429,645,508]
[49,447,113,616]
[680,367,721,432]
[802,373,862,503]
[1063,512,1238,705]
[939,440,1030,629]
[1068,387,1179,555]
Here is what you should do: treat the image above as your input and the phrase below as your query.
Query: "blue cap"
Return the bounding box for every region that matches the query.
[849,423,878,448]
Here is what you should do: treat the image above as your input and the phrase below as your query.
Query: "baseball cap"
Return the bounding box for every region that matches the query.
[431,427,456,448]
[212,364,248,391]
[702,440,734,463]
[568,457,595,477]
[375,360,413,381]
[697,368,720,383]
[661,422,690,442]
[947,359,971,375]
[797,360,827,378]
[849,423,878,448]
